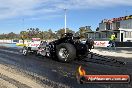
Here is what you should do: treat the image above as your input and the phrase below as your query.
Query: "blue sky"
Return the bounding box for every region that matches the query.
[0,0,132,34]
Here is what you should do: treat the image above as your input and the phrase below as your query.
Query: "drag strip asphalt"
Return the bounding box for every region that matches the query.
[0,47,131,88]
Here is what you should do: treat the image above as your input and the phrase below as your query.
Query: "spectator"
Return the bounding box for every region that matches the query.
[108,33,116,50]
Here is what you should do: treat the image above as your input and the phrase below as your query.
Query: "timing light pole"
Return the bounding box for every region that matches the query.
[64,8,67,33]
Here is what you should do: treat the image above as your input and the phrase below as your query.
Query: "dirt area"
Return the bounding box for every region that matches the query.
[0,78,17,88]
[0,64,50,88]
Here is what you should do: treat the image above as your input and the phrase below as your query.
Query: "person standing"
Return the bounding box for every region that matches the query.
[108,33,116,50]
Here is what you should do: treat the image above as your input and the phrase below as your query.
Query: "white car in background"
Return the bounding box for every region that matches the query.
[22,38,41,55]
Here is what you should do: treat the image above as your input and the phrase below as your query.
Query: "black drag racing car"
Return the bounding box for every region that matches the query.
[22,33,94,62]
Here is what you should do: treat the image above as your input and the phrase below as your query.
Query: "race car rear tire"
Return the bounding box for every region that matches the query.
[56,43,76,62]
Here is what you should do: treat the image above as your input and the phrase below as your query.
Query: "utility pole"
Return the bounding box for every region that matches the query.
[64,8,67,33]
[22,18,25,44]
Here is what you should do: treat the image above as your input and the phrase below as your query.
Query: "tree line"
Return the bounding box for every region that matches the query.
[0,27,93,40]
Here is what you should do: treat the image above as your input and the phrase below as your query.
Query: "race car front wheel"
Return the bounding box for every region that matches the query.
[22,46,28,56]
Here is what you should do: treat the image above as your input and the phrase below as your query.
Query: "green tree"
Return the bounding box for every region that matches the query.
[79,26,92,38]
[56,28,75,38]
[96,27,99,31]
[7,32,18,39]
[48,29,54,39]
